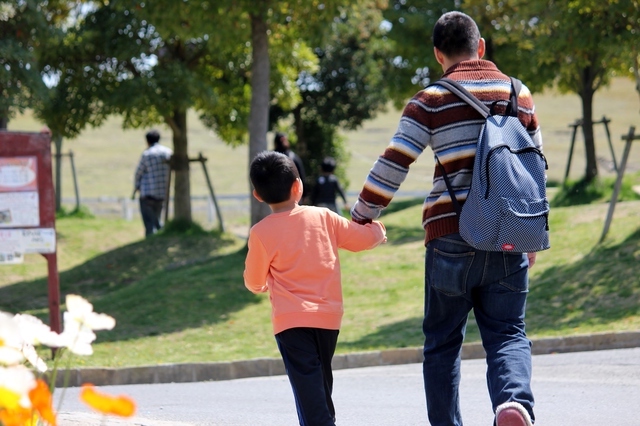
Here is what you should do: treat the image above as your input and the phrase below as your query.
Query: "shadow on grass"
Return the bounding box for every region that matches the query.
[340,227,640,352]
[526,226,640,334]
[340,317,424,351]
[551,175,640,208]
[0,233,261,341]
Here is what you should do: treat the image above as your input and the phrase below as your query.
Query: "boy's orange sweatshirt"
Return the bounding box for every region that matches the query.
[244,205,386,335]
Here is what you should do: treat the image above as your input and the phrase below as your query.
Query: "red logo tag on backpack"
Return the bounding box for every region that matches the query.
[502,243,515,251]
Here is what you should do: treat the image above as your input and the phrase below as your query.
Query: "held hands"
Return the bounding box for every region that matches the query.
[527,252,537,269]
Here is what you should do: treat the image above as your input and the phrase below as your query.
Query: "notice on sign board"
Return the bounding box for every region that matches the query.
[0,228,56,255]
[0,251,24,264]
[0,156,40,228]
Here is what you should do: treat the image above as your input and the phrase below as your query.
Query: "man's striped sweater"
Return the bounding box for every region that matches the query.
[351,59,542,245]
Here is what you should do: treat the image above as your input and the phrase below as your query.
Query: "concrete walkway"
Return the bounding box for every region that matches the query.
[56,347,640,425]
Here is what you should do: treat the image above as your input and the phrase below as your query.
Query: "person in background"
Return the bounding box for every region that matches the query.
[133,130,172,237]
[273,132,307,192]
[244,151,386,426]
[311,156,348,215]
[350,11,541,426]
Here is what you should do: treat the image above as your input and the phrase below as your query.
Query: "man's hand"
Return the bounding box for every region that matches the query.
[527,252,537,269]
[351,217,372,225]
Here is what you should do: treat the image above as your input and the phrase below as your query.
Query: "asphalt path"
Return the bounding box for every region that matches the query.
[57,347,640,426]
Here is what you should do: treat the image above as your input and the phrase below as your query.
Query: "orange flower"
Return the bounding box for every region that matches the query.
[80,384,136,417]
[28,379,56,425]
[0,406,36,426]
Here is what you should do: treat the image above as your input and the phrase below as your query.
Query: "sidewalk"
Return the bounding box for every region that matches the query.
[58,330,640,387]
[56,347,640,426]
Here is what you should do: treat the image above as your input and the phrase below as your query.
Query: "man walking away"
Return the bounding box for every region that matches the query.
[350,11,542,426]
[133,130,172,237]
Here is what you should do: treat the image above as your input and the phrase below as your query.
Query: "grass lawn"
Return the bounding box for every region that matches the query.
[2,76,639,368]
[1,196,638,368]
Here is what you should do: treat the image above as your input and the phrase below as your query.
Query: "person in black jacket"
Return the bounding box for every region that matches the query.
[311,157,348,214]
[273,132,306,184]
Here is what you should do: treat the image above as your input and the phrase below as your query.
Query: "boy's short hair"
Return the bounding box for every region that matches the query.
[432,11,480,58]
[321,156,337,173]
[250,151,300,204]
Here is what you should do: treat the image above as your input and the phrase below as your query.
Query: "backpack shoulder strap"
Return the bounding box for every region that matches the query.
[436,78,490,118]
[508,77,522,117]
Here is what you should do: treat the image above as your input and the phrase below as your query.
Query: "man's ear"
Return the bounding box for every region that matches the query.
[477,37,486,59]
[434,47,445,66]
[252,189,263,203]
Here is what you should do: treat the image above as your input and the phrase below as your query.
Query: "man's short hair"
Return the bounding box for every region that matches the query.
[432,11,480,58]
[146,130,161,145]
[250,151,300,204]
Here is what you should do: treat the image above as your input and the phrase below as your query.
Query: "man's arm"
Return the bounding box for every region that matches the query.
[351,97,431,223]
[133,157,145,193]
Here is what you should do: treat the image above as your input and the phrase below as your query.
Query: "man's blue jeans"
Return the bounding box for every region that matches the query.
[423,233,534,426]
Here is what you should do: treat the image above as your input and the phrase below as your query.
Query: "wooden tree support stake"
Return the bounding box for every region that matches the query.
[599,126,640,243]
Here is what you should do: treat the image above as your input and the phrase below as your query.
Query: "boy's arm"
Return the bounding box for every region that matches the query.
[336,216,386,252]
[243,233,270,294]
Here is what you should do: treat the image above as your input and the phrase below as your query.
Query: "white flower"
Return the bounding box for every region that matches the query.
[0,311,24,366]
[65,295,116,330]
[60,312,97,356]
[13,313,64,347]
[59,295,115,356]
[21,343,48,373]
[0,365,36,409]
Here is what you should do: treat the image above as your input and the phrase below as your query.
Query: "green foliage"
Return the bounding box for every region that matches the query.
[0,0,55,123]
[381,0,450,107]
[551,173,640,207]
[298,120,351,190]
[273,1,394,188]
[525,0,640,95]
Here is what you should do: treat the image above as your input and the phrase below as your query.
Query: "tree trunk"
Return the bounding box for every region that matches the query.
[634,51,640,114]
[0,117,7,129]
[580,66,598,182]
[248,9,272,226]
[293,106,306,162]
[168,109,192,222]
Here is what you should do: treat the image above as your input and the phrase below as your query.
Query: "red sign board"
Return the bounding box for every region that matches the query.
[0,131,60,332]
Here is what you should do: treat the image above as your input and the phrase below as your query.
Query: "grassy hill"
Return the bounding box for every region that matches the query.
[1,198,638,368]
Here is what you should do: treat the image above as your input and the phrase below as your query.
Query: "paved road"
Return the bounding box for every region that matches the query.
[57,347,640,425]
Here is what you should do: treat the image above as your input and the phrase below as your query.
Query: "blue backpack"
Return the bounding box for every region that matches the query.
[435,77,550,253]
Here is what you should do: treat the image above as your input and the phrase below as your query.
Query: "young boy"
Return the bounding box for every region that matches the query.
[310,156,348,214]
[244,151,386,426]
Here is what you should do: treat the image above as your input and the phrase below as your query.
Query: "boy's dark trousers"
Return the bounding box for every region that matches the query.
[275,327,339,426]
